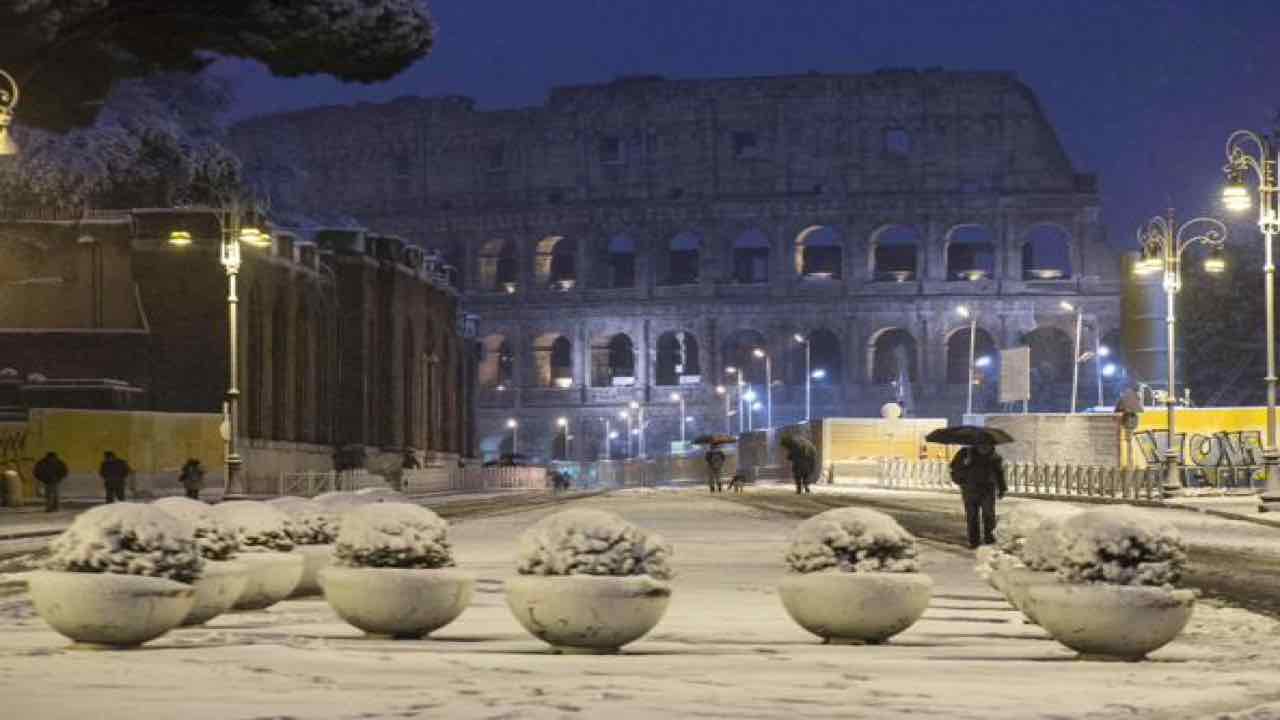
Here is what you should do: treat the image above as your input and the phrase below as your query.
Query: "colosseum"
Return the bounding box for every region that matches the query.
[230,69,1123,462]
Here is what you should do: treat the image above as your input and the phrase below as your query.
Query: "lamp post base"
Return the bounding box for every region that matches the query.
[1257,454,1280,512]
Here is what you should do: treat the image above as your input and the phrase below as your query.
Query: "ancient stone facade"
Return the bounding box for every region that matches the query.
[230,70,1123,462]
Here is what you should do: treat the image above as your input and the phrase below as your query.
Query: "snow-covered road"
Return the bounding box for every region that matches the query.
[3,490,1280,719]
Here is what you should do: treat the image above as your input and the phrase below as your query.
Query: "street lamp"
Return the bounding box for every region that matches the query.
[752,348,772,430]
[618,409,633,458]
[506,418,519,456]
[1224,130,1280,507]
[1094,343,1110,408]
[599,417,615,460]
[1059,301,1087,414]
[168,194,268,498]
[715,385,732,434]
[955,306,980,417]
[670,391,687,447]
[1133,208,1227,493]
[743,390,758,431]
[557,416,570,460]
[725,366,745,434]
[629,400,646,458]
[794,333,812,422]
[0,70,19,156]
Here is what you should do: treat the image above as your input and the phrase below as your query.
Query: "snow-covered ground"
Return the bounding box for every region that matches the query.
[3,490,1280,719]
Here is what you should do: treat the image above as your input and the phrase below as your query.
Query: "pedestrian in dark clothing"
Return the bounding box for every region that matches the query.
[99,451,131,503]
[780,434,818,494]
[949,443,1007,549]
[179,458,205,500]
[34,451,69,512]
[402,449,421,470]
[704,447,726,493]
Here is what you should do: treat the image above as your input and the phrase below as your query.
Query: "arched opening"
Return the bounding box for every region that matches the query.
[732,228,770,284]
[871,225,921,281]
[809,329,842,386]
[795,225,842,278]
[534,334,574,388]
[479,238,518,291]
[592,333,636,387]
[946,225,997,281]
[663,231,701,285]
[870,329,918,384]
[479,334,514,389]
[1021,326,1074,409]
[1022,224,1073,280]
[600,235,636,288]
[656,331,702,386]
[271,295,289,440]
[945,326,999,384]
[535,235,577,289]
[722,329,769,387]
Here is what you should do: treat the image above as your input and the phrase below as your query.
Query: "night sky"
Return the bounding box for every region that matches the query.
[215,0,1280,249]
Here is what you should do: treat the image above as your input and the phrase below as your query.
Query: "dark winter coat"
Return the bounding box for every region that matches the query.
[179,462,205,491]
[34,455,68,485]
[705,449,726,472]
[100,457,131,482]
[781,435,818,480]
[949,448,1007,496]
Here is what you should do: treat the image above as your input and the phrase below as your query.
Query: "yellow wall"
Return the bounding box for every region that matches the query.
[1136,407,1265,434]
[822,418,948,463]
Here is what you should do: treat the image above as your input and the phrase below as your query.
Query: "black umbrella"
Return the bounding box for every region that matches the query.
[692,434,737,446]
[925,425,1015,446]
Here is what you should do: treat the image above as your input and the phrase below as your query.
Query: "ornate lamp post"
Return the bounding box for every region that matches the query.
[794,333,812,422]
[0,69,19,156]
[1133,208,1227,494]
[955,306,979,417]
[168,195,268,498]
[1223,130,1280,508]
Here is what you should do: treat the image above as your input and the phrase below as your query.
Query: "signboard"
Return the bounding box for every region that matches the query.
[999,346,1031,404]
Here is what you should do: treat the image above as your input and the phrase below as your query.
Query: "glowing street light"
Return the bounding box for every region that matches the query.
[557,416,570,460]
[618,409,633,458]
[794,333,814,422]
[955,305,980,416]
[715,384,732,434]
[0,70,19,156]
[629,400,647,458]
[752,348,772,430]
[670,391,687,446]
[506,418,519,456]
[725,366,745,434]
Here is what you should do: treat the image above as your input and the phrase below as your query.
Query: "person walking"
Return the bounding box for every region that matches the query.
[179,458,205,500]
[99,451,131,504]
[33,451,68,512]
[949,442,1007,549]
[704,446,726,493]
[780,434,817,494]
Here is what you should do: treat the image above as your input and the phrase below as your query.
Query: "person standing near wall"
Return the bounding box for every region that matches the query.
[34,451,68,512]
[99,451,131,503]
[179,458,205,500]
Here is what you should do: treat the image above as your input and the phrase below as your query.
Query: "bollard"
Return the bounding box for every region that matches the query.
[1,468,21,507]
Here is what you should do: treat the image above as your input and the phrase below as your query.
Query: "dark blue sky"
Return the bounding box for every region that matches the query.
[215,0,1280,249]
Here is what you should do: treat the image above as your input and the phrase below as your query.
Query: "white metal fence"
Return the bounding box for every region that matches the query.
[276,469,371,497]
[877,459,1166,501]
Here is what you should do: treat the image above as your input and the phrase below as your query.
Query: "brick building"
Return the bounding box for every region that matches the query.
[230,69,1124,461]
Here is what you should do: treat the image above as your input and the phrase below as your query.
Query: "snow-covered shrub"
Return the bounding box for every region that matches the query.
[1055,507,1186,587]
[212,501,296,552]
[979,504,1082,576]
[45,503,204,584]
[786,507,918,574]
[333,503,453,569]
[153,496,240,561]
[515,508,672,580]
[268,497,338,545]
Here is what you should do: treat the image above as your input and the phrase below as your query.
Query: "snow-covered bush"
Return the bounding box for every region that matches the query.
[212,501,296,552]
[1055,508,1186,587]
[785,507,918,574]
[333,503,453,569]
[153,497,240,561]
[268,497,338,545]
[515,508,672,580]
[45,503,204,584]
[978,504,1083,576]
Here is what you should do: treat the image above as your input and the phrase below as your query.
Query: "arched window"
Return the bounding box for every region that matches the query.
[656,331,702,385]
[664,231,701,285]
[795,226,842,278]
[535,235,577,289]
[946,225,997,281]
[722,329,768,387]
[479,238,518,291]
[479,335,514,389]
[1022,224,1072,280]
[732,229,770,284]
[945,326,998,384]
[535,334,573,388]
[871,225,921,281]
[271,295,290,439]
[593,333,636,386]
[604,234,636,288]
[871,329,918,384]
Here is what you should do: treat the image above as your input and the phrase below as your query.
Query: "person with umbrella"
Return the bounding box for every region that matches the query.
[926,426,1011,549]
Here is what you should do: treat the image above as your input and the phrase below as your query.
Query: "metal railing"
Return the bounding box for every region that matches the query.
[877,459,1165,501]
[277,469,370,497]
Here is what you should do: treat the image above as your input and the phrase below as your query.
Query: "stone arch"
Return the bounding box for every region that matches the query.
[1022,326,1074,384]
[794,225,842,278]
[944,325,998,384]
[478,238,518,291]
[535,235,577,289]
[870,225,921,281]
[478,334,514,388]
[869,328,918,384]
[945,224,997,281]
[722,328,769,387]
[656,331,703,386]
[592,332,637,387]
[534,333,574,387]
[731,228,770,284]
[1022,223,1073,280]
[271,293,290,439]
[662,231,701,286]
[809,328,843,385]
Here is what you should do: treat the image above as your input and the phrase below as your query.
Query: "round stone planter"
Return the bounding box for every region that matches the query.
[778,571,933,644]
[291,544,334,597]
[232,552,304,611]
[1026,583,1196,661]
[505,575,672,654]
[27,571,195,648]
[1000,568,1059,624]
[182,560,250,626]
[319,566,473,638]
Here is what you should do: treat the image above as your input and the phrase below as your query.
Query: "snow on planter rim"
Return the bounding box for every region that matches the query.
[212,501,296,552]
[514,508,672,580]
[785,507,918,574]
[45,502,204,584]
[1055,507,1187,587]
[153,496,241,561]
[268,496,338,545]
[333,502,454,569]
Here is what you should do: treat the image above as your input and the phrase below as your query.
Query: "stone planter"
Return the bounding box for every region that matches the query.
[182,560,250,626]
[999,568,1058,624]
[778,571,933,644]
[291,545,334,597]
[232,552,304,611]
[505,575,671,654]
[27,571,195,648]
[319,566,473,639]
[1025,583,1196,661]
